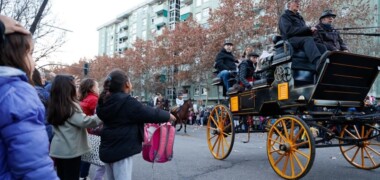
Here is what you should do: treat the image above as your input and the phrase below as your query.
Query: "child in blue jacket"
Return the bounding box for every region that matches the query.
[0,16,58,179]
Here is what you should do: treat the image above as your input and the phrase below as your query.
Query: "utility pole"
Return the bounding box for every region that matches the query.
[29,0,49,34]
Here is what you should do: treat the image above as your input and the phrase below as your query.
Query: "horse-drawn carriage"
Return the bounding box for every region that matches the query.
[207,37,380,179]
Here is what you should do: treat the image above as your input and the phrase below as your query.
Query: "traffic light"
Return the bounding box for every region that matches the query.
[83,63,89,76]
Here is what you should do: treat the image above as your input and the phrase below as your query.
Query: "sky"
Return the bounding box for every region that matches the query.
[49,0,141,65]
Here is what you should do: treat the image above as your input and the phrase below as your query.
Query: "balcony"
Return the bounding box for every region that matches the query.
[180,0,193,5]
[154,3,168,17]
[118,41,128,49]
[154,16,168,27]
[118,20,129,29]
[118,31,128,38]
[180,6,192,21]
[180,5,191,15]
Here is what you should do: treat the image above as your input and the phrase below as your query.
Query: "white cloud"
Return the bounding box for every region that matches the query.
[49,0,141,65]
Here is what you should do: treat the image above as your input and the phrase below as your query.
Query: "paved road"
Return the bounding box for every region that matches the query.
[90,125,380,180]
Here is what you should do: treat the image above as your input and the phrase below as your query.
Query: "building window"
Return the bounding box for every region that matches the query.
[142,30,147,40]
[142,6,148,14]
[131,23,137,34]
[131,13,137,22]
[195,86,207,96]
[196,12,202,22]
[169,23,175,30]
[194,87,200,96]
[142,19,147,27]
[201,87,207,95]
[202,8,210,19]
[196,0,202,6]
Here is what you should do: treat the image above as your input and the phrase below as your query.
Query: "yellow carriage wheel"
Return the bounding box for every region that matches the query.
[206,105,235,160]
[267,116,315,180]
[339,124,380,170]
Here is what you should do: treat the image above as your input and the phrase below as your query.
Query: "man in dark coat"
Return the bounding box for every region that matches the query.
[279,0,321,71]
[314,10,349,52]
[215,41,237,90]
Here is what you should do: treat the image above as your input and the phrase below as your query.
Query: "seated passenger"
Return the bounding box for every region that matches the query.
[314,10,349,52]
[238,52,260,90]
[279,0,321,71]
[239,45,254,64]
[214,41,237,91]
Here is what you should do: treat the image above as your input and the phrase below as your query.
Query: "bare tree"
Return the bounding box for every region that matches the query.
[0,0,66,63]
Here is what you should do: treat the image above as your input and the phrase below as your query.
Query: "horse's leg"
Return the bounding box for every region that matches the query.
[184,121,187,133]
[177,121,182,132]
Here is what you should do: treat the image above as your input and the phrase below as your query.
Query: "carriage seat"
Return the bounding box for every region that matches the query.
[272,38,308,66]
[272,35,328,73]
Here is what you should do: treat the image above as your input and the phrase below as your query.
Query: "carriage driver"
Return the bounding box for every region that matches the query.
[314,10,349,52]
[279,0,322,71]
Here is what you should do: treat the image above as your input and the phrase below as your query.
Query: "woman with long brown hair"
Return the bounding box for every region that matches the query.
[48,75,103,180]
[0,18,58,179]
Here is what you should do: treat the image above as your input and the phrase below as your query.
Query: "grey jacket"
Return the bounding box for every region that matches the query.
[49,104,102,158]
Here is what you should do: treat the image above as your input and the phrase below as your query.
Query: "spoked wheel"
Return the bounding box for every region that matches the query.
[267,116,315,180]
[207,105,235,160]
[339,123,380,169]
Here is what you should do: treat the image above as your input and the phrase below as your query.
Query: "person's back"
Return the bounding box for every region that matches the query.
[96,69,176,180]
[32,69,53,141]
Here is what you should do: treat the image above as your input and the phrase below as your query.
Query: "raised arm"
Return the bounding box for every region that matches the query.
[0,15,30,35]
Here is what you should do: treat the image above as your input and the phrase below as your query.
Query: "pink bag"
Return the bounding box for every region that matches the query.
[142,123,175,163]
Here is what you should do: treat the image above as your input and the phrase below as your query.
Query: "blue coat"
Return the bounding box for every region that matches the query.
[0,67,58,180]
[35,85,53,141]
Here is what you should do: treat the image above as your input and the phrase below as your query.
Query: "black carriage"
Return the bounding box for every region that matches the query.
[207,38,380,179]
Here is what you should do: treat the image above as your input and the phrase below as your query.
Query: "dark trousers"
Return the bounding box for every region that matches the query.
[289,36,321,64]
[80,161,91,178]
[55,156,81,180]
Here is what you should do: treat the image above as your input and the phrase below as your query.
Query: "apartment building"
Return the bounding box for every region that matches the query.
[98,0,380,102]
[97,0,219,57]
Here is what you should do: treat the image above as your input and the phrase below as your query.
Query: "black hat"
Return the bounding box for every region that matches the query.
[248,52,260,57]
[287,0,300,3]
[319,10,336,20]
[224,42,233,46]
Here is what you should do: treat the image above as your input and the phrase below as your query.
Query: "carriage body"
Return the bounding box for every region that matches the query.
[230,51,380,116]
[207,44,380,179]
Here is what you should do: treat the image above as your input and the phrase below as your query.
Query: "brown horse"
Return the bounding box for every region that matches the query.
[170,99,193,133]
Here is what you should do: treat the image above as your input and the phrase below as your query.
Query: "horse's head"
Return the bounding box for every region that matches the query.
[184,99,194,111]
